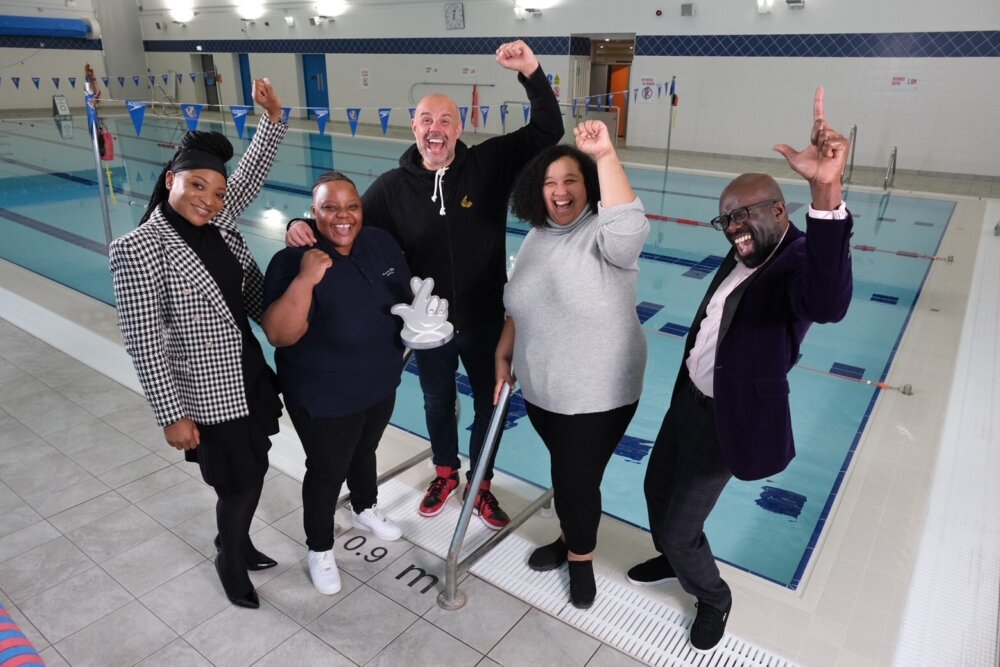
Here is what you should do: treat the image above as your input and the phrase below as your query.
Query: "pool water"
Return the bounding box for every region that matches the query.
[0,114,954,588]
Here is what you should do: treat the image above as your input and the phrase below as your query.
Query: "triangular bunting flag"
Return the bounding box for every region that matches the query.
[189,72,197,83]
[117,76,125,88]
[479,105,489,127]
[126,100,147,136]
[346,108,361,136]
[162,74,169,85]
[314,108,330,135]
[52,77,60,89]
[101,76,109,87]
[280,107,291,125]
[522,104,530,124]
[68,76,77,88]
[408,107,416,120]
[177,73,183,85]
[84,93,97,132]
[607,93,614,108]
[669,78,676,96]
[378,108,391,135]
[230,105,251,139]
[32,77,40,89]
[571,98,578,118]
[12,77,19,89]
[132,75,140,87]
[458,106,468,126]
[181,103,204,131]
[148,75,156,86]
[500,103,508,131]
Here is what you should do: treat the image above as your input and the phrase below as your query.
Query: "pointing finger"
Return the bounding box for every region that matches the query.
[814,86,825,122]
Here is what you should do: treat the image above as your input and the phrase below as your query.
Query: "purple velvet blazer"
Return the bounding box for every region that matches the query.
[672,214,854,480]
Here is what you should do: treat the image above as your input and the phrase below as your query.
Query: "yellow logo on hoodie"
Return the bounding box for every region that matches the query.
[461,195,473,208]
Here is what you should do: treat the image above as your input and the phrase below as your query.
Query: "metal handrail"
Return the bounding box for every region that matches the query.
[841,124,857,185]
[883,146,897,191]
[437,381,554,610]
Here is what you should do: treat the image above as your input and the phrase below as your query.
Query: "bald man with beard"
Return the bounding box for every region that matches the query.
[626,88,854,653]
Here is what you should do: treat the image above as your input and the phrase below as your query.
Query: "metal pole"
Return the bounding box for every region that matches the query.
[660,75,676,213]
[85,86,114,247]
[438,382,511,610]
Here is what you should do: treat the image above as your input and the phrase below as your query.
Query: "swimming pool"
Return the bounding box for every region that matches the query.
[0,113,954,589]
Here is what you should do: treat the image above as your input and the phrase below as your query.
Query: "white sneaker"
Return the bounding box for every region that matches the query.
[352,505,402,541]
[307,549,341,595]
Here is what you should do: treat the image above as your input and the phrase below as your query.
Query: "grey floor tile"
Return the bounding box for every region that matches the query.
[136,477,217,529]
[307,585,417,665]
[253,628,355,666]
[100,404,160,439]
[268,506,306,546]
[184,599,300,667]
[127,421,173,453]
[66,505,166,562]
[98,453,173,489]
[43,417,150,476]
[139,560,231,635]
[0,521,59,564]
[476,658,501,667]
[586,644,646,666]
[0,374,47,406]
[28,475,112,518]
[55,600,176,667]
[5,603,51,652]
[38,647,69,666]
[136,638,213,666]
[423,576,530,654]
[0,497,43,540]
[1,388,95,437]
[19,567,133,644]
[0,415,37,452]
[171,508,266,559]
[488,608,600,667]
[329,526,414,583]
[253,473,304,524]
[368,544,447,615]
[53,373,148,418]
[1,445,94,503]
[117,465,192,503]
[47,491,131,534]
[257,555,361,626]
[103,531,205,596]
[246,526,316,589]
[0,536,95,603]
[369,617,482,667]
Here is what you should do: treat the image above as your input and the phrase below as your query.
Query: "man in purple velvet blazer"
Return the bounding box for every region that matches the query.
[626,88,854,653]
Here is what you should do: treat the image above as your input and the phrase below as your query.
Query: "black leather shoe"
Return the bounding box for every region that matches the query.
[528,538,569,572]
[568,560,596,610]
[214,534,278,571]
[215,555,260,609]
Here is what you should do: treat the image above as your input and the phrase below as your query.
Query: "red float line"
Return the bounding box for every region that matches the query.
[645,212,712,228]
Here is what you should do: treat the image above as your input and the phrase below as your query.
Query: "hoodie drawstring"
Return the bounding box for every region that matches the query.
[431,167,448,216]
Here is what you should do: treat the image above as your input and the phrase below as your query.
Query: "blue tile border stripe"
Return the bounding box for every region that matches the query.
[144,36,573,55]
[637,31,1000,58]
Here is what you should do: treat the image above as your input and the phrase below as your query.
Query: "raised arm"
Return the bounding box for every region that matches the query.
[221,78,287,219]
[773,87,849,211]
[574,120,634,207]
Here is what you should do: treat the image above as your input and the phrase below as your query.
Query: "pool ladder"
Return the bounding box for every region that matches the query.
[883,145,898,190]
[331,350,553,610]
[840,125,857,185]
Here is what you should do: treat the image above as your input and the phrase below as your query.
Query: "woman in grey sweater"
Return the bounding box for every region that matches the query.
[496,120,650,608]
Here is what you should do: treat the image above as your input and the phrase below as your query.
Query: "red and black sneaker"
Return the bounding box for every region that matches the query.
[419,466,459,517]
[464,480,510,530]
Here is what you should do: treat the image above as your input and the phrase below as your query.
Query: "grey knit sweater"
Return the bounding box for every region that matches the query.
[503,198,650,414]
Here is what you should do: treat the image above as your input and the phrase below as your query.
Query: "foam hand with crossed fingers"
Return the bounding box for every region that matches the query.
[391,276,455,349]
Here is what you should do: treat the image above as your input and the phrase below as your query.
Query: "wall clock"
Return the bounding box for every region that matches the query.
[444,2,465,30]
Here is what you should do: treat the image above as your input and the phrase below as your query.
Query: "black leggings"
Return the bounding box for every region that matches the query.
[290,393,396,552]
[215,477,264,596]
[525,400,638,555]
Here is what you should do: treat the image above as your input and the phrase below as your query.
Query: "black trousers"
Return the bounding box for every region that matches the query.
[289,393,396,552]
[644,378,733,610]
[525,400,638,555]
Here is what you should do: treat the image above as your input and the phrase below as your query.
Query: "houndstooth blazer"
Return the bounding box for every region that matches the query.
[110,118,287,427]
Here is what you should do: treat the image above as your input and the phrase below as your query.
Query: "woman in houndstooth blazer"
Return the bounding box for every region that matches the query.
[109,78,287,610]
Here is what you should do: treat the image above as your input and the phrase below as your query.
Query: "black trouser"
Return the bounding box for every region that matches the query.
[644,378,733,610]
[290,393,396,552]
[215,477,264,597]
[525,400,638,555]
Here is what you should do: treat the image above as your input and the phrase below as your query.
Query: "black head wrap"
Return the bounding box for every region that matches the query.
[139,131,235,225]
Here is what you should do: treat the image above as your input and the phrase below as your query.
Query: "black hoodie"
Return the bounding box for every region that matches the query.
[360,66,564,331]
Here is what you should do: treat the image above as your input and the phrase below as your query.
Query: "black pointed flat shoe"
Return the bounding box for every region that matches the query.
[215,554,260,609]
[214,534,278,571]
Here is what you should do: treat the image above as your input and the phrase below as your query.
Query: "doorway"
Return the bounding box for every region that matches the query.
[302,54,329,120]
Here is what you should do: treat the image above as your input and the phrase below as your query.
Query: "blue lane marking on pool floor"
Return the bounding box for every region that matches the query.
[756,486,806,519]
[829,362,865,381]
[636,301,663,324]
[871,293,900,305]
[659,322,690,337]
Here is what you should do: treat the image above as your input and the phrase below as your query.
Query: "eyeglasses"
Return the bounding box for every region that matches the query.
[710,199,779,231]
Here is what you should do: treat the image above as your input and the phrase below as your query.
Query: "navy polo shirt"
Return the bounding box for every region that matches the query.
[262,227,412,418]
